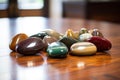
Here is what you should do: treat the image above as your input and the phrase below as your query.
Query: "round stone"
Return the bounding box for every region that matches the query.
[70,42,97,56]
[89,29,104,37]
[9,33,28,51]
[47,42,68,58]
[79,33,93,41]
[79,28,88,35]
[16,37,45,55]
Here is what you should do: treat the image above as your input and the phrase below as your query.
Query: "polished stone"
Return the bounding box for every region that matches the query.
[88,36,112,51]
[9,33,28,51]
[43,36,58,48]
[79,33,93,41]
[70,42,97,56]
[16,37,45,55]
[73,31,80,40]
[42,29,63,40]
[89,29,104,37]
[30,32,48,39]
[59,37,78,50]
[64,29,76,39]
[47,42,68,58]
[79,28,88,35]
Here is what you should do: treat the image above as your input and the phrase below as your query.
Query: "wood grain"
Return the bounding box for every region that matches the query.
[0,17,120,80]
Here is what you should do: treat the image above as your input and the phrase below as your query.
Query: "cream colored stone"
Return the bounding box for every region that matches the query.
[79,33,93,41]
[70,42,97,55]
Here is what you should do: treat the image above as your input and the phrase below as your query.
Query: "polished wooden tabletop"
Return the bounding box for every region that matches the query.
[0,17,120,80]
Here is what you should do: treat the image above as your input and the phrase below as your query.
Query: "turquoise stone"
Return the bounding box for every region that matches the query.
[47,42,68,58]
[30,32,48,39]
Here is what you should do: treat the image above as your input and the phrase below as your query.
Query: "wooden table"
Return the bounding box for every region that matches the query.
[0,17,120,80]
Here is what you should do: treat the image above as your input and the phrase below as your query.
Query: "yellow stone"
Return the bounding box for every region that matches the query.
[65,29,76,39]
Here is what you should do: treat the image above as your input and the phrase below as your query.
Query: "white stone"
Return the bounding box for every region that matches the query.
[79,33,93,41]
[70,42,97,55]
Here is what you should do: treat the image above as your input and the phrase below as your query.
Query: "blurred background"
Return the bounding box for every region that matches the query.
[0,0,120,23]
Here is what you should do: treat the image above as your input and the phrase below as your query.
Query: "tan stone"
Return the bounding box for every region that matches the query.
[9,33,28,51]
[70,42,97,55]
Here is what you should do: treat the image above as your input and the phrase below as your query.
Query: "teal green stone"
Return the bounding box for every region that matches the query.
[47,42,68,58]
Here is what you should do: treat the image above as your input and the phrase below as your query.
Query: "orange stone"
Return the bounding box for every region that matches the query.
[9,33,28,51]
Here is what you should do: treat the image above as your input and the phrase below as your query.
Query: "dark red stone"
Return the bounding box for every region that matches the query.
[88,36,112,52]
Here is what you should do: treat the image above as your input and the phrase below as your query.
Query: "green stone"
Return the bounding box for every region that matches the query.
[47,42,68,58]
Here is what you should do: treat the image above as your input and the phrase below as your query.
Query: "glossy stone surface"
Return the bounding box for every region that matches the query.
[9,33,28,51]
[89,29,104,37]
[79,28,88,35]
[70,42,97,56]
[74,31,80,40]
[30,32,48,39]
[79,33,93,41]
[47,42,68,58]
[65,29,76,39]
[59,37,78,50]
[43,36,58,48]
[42,29,63,40]
[16,37,45,55]
[88,36,112,51]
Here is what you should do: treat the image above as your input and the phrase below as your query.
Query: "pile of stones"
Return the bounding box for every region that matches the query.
[9,28,112,58]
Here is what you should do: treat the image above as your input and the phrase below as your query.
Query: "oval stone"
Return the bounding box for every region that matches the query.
[47,42,68,58]
[79,28,88,35]
[79,33,93,41]
[65,29,76,39]
[30,32,48,39]
[70,42,97,56]
[9,33,28,51]
[88,36,112,51]
[16,37,45,55]
[74,31,80,40]
[42,29,63,40]
[43,36,58,47]
[59,37,78,50]
[89,29,104,37]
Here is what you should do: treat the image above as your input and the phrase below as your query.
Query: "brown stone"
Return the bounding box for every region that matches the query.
[9,33,28,51]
